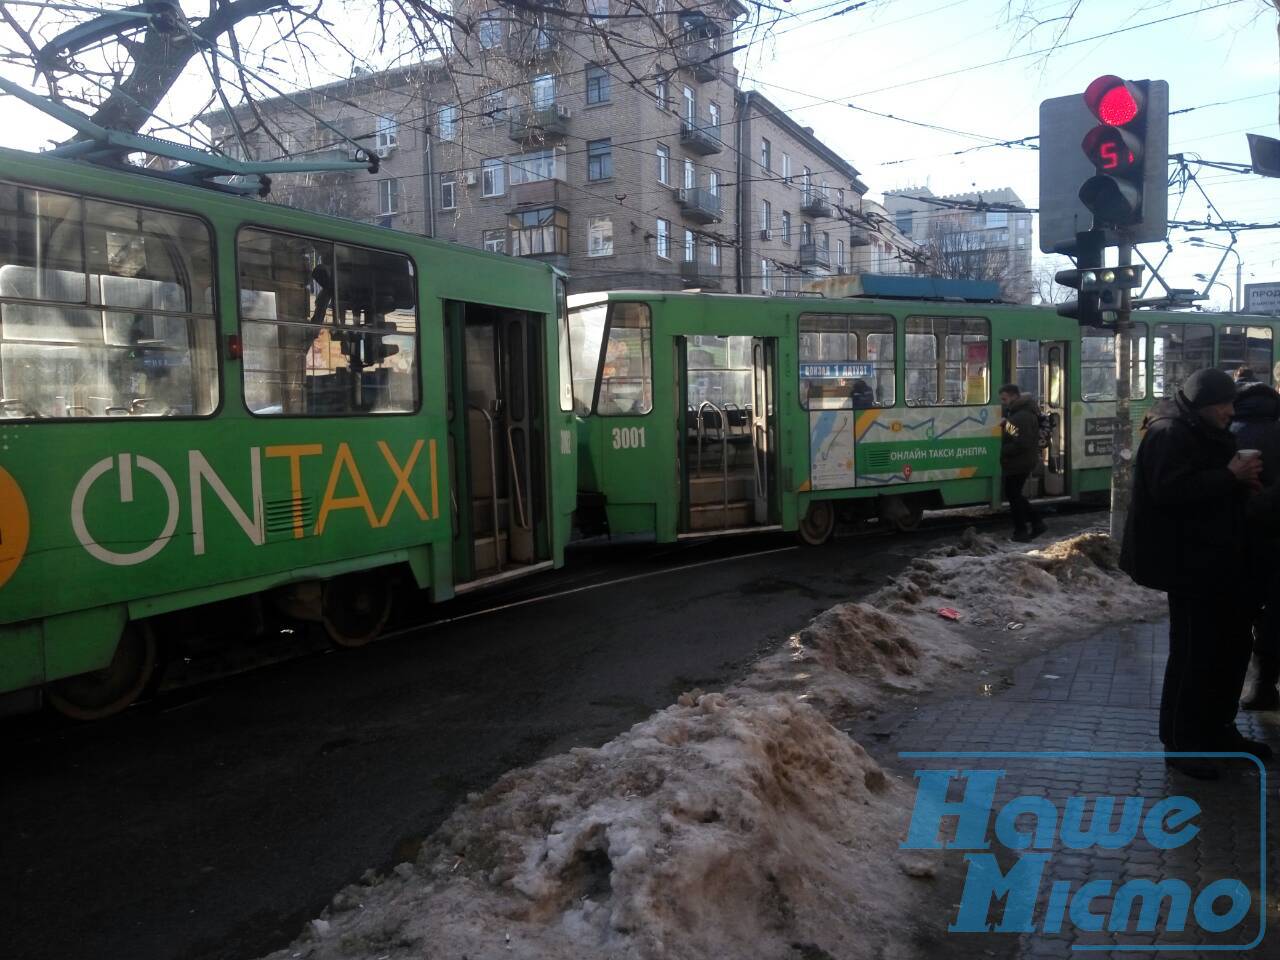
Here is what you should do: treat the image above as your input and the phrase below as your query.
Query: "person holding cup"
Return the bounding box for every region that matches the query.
[1121,368,1273,778]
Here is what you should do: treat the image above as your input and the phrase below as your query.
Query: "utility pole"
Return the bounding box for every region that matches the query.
[1111,238,1134,540]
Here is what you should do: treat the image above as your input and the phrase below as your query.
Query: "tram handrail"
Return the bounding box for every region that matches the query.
[506,425,529,530]
[468,403,503,572]
[695,399,729,527]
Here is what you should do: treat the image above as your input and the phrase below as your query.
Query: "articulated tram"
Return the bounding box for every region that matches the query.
[0,148,578,718]
[568,290,1271,544]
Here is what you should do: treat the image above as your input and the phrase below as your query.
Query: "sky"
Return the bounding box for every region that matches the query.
[1,0,1276,309]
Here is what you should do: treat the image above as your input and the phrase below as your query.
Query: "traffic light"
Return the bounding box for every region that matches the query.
[1079,76,1154,229]
[1057,254,1144,327]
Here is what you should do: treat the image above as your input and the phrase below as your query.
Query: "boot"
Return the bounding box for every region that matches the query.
[1242,653,1280,711]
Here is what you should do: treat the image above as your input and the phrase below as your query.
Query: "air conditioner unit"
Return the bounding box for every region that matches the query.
[375,146,391,159]
[675,187,688,203]
[759,229,770,240]
[464,171,479,187]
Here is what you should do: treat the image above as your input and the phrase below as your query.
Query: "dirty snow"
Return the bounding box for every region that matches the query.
[262,526,1162,960]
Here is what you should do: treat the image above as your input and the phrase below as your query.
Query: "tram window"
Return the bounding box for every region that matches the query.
[1219,324,1273,382]
[1080,325,1146,401]
[568,300,607,414]
[1152,323,1213,398]
[798,313,895,409]
[237,228,418,416]
[905,316,989,406]
[0,184,218,419]
[596,302,652,416]
[1013,340,1038,398]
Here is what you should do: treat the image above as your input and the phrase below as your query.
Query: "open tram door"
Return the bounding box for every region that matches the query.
[445,302,552,587]
[677,333,779,535]
[1001,338,1069,498]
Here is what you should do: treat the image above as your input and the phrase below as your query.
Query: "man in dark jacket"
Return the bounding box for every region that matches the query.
[1232,378,1280,710]
[999,384,1046,542]
[1120,368,1270,778]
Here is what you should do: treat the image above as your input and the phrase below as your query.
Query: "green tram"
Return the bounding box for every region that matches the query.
[0,148,578,718]
[568,290,1275,544]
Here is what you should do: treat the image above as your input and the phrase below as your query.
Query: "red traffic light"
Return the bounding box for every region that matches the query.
[1084,75,1145,126]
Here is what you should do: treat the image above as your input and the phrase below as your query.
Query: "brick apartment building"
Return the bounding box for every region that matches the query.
[205,0,919,295]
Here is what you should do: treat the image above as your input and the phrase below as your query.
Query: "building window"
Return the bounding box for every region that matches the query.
[483,229,506,254]
[478,16,503,49]
[708,102,720,130]
[895,212,913,235]
[375,116,398,152]
[761,258,772,293]
[683,158,695,190]
[531,74,556,108]
[837,188,845,206]
[481,90,506,125]
[781,210,791,245]
[782,152,791,184]
[986,211,1008,228]
[683,229,696,262]
[586,64,611,105]
[657,144,670,184]
[837,238,845,269]
[682,85,695,123]
[821,230,831,255]
[588,216,614,257]
[801,221,812,246]
[761,137,772,172]
[481,158,506,197]
[238,229,419,416]
[437,105,458,140]
[709,242,720,267]
[707,169,719,197]
[587,139,613,180]
[508,207,569,256]
[802,165,812,196]
[655,76,668,109]
[656,218,671,259]
[509,147,566,184]
[378,177,399,215]
[440,173,456,210]
[761,198,771,238]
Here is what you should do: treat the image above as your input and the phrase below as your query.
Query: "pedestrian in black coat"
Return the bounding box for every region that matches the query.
[1119,368,1272,777]
[1232,379,1280,710]
[999,384,1046,542]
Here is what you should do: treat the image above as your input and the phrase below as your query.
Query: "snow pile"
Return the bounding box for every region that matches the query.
[267,691,941,960]
[750,527,1163,717]
[261,527,1160,960]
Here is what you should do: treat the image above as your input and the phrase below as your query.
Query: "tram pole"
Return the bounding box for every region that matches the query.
[1110,238,1134,541]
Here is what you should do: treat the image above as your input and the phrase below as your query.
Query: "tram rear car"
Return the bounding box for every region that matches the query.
[0,148,577,718]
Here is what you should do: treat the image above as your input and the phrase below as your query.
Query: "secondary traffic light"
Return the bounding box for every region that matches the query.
[1079,76,1153,228]
[1057,263,1144,327]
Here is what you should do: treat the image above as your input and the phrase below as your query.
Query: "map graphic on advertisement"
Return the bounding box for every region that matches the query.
[809,410,856,489]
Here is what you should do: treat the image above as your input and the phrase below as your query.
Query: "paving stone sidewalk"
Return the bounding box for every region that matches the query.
[864,619,1280,959]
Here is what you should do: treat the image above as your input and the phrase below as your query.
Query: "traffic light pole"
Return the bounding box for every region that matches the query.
[1111,238,1135,540]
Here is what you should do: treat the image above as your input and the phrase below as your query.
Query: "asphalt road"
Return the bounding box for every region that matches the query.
[1,520,999,960]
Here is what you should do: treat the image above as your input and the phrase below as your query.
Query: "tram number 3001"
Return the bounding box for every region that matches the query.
[611,427,647,450]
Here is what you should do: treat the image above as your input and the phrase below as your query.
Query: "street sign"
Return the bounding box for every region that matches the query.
[1039,80,1169,254]
[1244,282,1280,315]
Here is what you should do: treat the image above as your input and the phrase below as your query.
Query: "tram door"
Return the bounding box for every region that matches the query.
[446,302,548,584]
[678,334,778,533]
[1039,341,1068,495]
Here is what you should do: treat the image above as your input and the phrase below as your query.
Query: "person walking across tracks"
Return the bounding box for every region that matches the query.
[999,384,1046,543]
[1120,368,1274,778]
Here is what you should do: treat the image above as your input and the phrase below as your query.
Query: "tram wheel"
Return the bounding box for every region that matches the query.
[46,623,157,721]
[798,500,836,546]
[321,573,393,648]
[890,500,925,532]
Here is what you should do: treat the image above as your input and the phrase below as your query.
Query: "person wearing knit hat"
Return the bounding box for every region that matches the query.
[1121,366,1273,778]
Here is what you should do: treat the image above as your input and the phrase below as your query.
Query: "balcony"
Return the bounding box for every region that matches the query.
[800,192,833,218]
[674,186,723,225]
[509,104,570,143]
[508,177,569,207]
[680,259,721,290]
[799,243,832,270]
[506,27,560,63]
[676,36,719,82]
[849,226,872,247]
[679,119,722,156]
